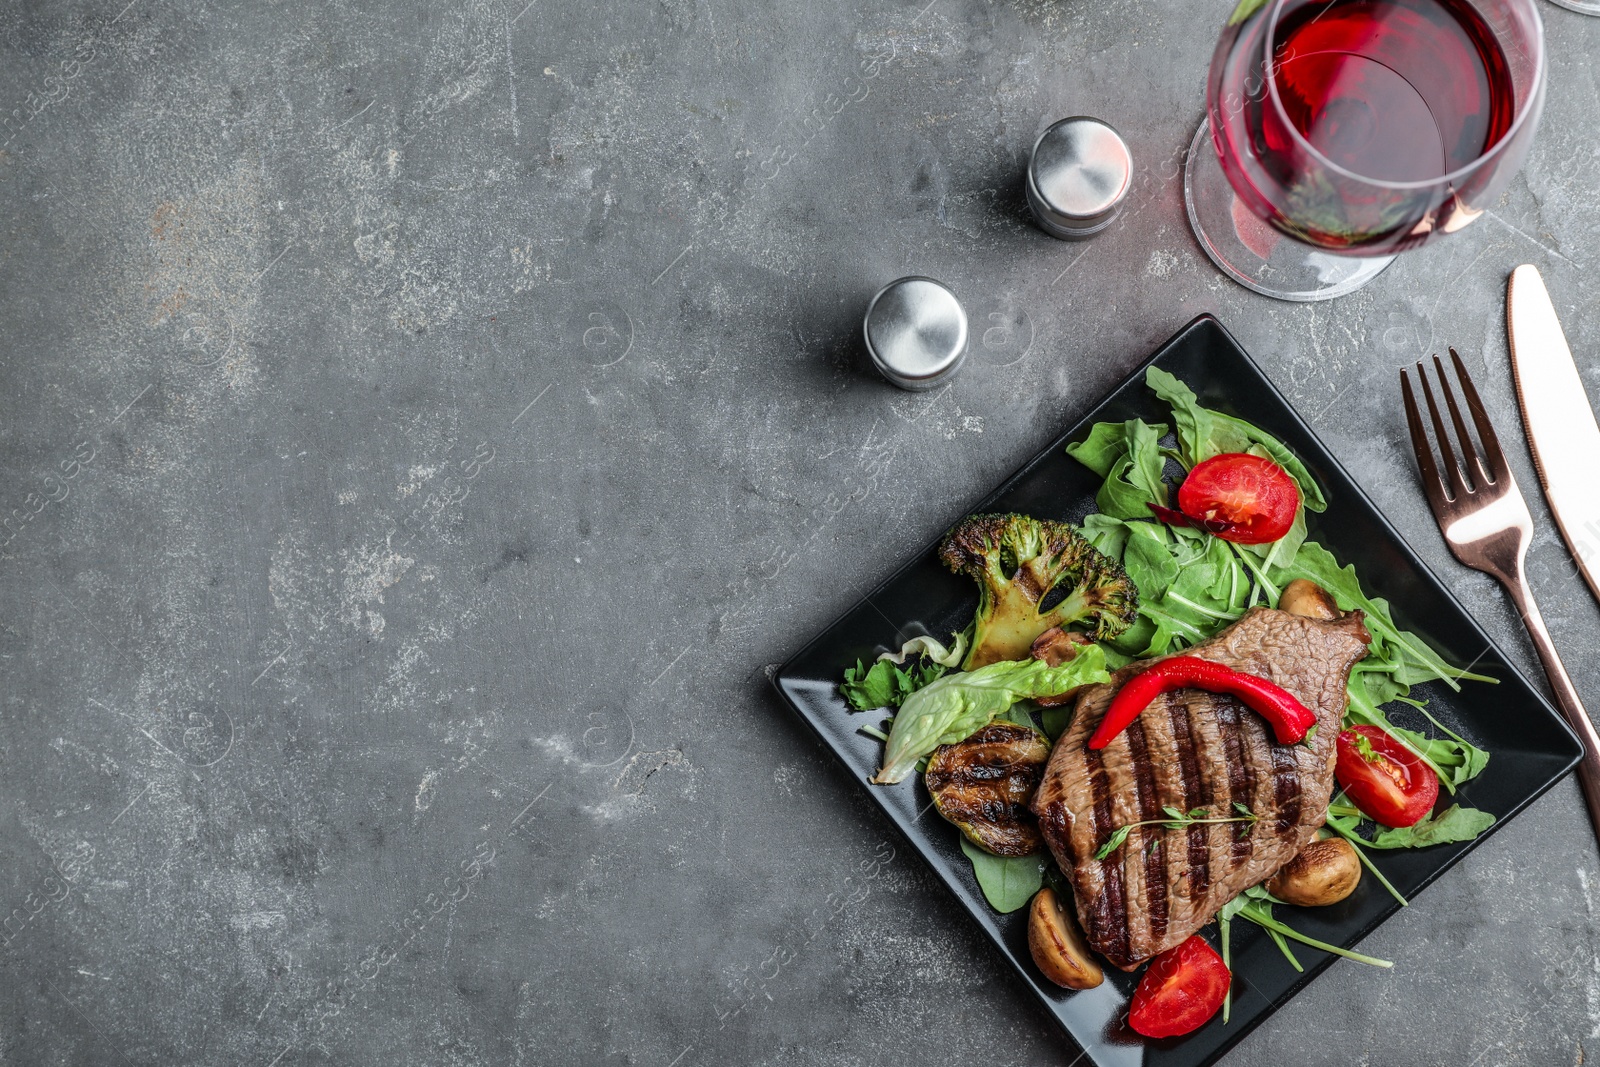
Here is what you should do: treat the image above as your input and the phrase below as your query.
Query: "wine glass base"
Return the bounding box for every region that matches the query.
[1545,0,1600,13]
[1182,119,1396,303]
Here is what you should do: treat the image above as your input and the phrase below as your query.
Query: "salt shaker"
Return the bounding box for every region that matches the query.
[863,276,968,391]
[1027,116,1132,239]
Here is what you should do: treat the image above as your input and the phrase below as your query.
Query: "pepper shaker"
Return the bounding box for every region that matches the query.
[863,276,968,391]
[1027,116,1132,240]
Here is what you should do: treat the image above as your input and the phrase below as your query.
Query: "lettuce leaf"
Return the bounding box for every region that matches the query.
[872,648,1112,784]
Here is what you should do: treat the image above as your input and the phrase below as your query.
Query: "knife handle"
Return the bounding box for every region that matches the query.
[1504,574,1600,836]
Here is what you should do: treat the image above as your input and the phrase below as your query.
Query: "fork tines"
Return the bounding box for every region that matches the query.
[1401,348,1512,512]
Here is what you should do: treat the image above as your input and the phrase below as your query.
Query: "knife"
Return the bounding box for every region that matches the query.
[1507,264,1600,606]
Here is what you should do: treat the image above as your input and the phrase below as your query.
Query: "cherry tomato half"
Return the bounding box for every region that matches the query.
[1335,725,1440,828]
[1174,453,1300,545]
[1127,935,1231,1040]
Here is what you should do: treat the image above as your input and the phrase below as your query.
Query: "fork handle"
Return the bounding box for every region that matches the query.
[1503,575,1600,836]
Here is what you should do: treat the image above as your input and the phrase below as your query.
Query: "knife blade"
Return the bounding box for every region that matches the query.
[1507,263,1600,605]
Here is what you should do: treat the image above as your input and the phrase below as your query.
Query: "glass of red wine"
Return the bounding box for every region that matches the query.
[1185,0,1545,301]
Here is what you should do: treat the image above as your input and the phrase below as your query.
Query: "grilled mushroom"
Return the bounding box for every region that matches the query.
[1279,579,1339,621]
[925,722,1050,856]
[1266,836,1361,907]
[1028,886,1104,989]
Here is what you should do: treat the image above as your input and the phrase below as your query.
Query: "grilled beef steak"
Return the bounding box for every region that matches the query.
[1030,607,1371,970]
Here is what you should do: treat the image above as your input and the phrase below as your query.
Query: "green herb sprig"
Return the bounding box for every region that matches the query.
[1094,803,1259,861]
[1222,884,1394,969]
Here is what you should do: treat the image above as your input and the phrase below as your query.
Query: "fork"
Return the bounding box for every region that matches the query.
[1401,349,1600,837]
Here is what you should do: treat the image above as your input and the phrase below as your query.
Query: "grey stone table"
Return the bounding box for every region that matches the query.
[2,2,1598,1064]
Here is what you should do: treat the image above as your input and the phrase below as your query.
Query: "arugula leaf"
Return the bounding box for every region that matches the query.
[1228,890,1393,968]
[1067,420,1167,479]
[1142,367,1215,471]
[1219,907,1237,1022]
[1271,541,1490,691]
[1413,703,1491,781]
[1322,814,1410,906]
[1368,805,1496,849]
[1391,725,1490,791]
[1094,420,1172,520]
[872,649,1112,784]
[1343,679,1490,795]
[1122,521,1182,600]
[960,838,1044,912]
[840,658,946,712]
[1078,512,1132,561]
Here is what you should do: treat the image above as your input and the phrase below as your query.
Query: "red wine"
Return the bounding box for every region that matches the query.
[1207,0,1539,255]
[1269,0,1514,184]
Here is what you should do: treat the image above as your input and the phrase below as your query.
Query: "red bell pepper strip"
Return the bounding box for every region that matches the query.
[1087,656,1316,750]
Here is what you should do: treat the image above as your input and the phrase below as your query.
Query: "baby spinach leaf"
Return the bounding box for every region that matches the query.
[996,703,1043,732]
[960,838,1044,913]
[1040,704,1074,742]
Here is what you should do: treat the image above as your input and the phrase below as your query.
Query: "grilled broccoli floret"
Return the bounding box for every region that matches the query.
[938,513,1138,670]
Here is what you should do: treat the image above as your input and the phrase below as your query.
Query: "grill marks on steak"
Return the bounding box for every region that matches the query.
[1165,699,1210,905]
[1030,607,1371,970]
[1210,700,1258,869]
[1123,718,1168,946]
[1081,746,1129,963]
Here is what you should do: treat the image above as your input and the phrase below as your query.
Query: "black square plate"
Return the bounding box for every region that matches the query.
[772,315,1583,1067]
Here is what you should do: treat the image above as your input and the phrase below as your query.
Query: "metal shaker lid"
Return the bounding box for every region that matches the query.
[863,276,968,391]
[1027,117,1132,239]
